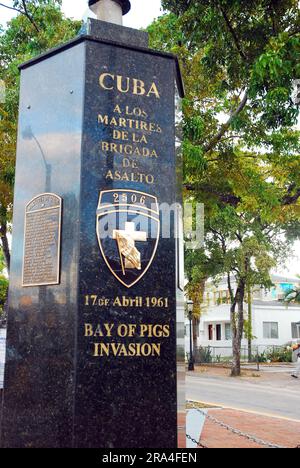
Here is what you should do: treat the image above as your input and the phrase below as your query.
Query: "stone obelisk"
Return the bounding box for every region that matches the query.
[0,0,185,448]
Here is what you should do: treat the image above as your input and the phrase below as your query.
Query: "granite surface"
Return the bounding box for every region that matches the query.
[74,40,177,448]
[1,32,183,448]
[0,42,85,448]
[84,17,149,48]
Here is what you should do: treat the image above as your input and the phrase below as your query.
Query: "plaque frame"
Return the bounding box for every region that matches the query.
[22,193,62,287]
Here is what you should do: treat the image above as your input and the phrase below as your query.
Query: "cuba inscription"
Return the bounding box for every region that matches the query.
[97,65,163,186]
[80,65,174,361]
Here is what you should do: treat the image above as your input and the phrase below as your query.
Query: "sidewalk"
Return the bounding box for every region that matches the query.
[191,405,300,448]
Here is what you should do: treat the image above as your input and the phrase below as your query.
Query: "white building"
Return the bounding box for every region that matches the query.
[186,275,300,355]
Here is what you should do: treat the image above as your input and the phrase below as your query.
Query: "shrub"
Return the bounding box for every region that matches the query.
[266,348,292,363]
[0,275,8,320]
[194,346,213,364]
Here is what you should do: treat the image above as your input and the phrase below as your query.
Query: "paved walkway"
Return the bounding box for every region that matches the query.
[187,370,300,420]
[0,328,6,389]
[191,406,300,449]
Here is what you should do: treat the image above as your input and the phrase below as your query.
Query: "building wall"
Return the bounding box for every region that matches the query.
[185,303,300,351]
[253,306,300,346]
[184,276,300,353]
[198,305,233,345]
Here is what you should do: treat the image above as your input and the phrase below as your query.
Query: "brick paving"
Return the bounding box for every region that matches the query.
[200,408,300,449]
[178,413,186,448]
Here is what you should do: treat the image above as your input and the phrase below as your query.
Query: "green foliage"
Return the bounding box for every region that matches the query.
[0,276,8,316]
[150,1,300,375]
[194,346,212,364]
[268,348,292,363]
[150,0,300,187]
[149,0,300,294]
[256,347,292,363]
[0,248,6,272]
[256,351,268,363]
[243,320,256,341]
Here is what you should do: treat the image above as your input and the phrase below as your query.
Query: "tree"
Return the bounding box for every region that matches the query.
[285,283,300,303]
[185,248,208,352]
[199,204,291,375]
[0,108,14,271]
[0,0,81,273]
[148,0,300,375]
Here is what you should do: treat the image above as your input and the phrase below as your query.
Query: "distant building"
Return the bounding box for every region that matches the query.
[186,275,300,353]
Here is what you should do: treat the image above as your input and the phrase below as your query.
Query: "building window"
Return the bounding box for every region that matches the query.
[208,324,213,341]
[292,323,300,339]
[216,324,222,341]
[216,290,230,305]
[225,323,232,341]
[263,322,279,340]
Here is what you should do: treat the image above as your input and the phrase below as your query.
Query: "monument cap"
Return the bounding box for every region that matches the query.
[88,0,131,15]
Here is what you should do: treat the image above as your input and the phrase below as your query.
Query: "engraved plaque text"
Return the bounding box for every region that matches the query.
[22,193,62,287]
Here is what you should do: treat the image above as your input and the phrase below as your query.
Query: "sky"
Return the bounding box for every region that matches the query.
[0,0,299,277]
[0,0,164,28]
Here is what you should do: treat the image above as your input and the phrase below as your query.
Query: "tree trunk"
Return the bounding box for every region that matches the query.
[231,280,245,377]
[247,336,252,362]
[0,220,10,272]
[232,335,241,377]
[192,316,198,356]
[247,284,252,362]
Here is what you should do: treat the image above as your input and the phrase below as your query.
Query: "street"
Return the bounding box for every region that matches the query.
[187,369,300,421]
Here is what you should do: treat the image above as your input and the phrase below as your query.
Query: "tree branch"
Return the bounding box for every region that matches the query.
[0,2,23,14]
[218,2,247,61]
[288,28,300,38]
[282,188,300,206]
[21,0,40,32]
[207,185,240,206]
[206,152,258,163]
[185,183,241,206]
[0,1,39,32]
[235,232,243,243]
[203,91,248,154]
[210,227,226,246]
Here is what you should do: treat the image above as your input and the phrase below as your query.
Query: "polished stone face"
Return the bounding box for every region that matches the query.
[85,18,148,48]
[75,40,177,449]
[1,36,182,448]
[0,43,86,448]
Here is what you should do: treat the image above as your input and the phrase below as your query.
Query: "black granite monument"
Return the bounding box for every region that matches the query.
[0,0,185,448]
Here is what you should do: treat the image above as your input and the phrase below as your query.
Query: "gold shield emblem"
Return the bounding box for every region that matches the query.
[96,190,160,288]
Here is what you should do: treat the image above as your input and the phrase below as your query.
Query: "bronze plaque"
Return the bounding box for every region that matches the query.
[22,193,62,287]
